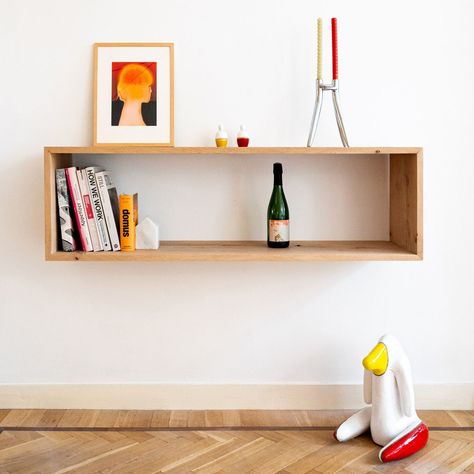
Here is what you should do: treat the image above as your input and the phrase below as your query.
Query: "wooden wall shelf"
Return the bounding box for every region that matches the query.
[44,147,423,262]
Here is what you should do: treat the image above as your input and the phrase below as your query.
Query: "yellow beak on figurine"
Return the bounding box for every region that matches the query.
[363,342,388,376]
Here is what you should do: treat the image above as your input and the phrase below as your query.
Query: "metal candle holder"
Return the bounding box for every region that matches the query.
[307,18,349,148]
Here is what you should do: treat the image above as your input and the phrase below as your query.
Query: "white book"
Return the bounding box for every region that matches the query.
[77,169,103,251]
[96,171,121,251]
[65,167,93,252]
[85,166,112,251]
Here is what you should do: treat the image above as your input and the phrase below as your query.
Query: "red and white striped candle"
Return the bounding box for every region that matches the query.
[331,17,338,80]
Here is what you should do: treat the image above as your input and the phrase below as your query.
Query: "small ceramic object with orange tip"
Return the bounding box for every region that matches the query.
[237,124,250,147]
[215,125,228,147]
[334,334,429,463]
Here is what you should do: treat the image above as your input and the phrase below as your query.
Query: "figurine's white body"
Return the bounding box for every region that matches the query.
[335,334,428,462]
[365,335,419,445]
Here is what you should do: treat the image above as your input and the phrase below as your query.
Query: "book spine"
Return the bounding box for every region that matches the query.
[55,169,79,251]
[96,171,121,251]
[78,169,103,251]
[85,167,111,251]
[107,180,121,232]
[119,194,138,251]
[65,167,93,251]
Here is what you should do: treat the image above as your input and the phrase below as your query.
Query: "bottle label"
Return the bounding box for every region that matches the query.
[269,220,289,242]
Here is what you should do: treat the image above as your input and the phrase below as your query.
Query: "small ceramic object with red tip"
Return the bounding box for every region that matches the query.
[237,124,250,147]
[334,334,429,463]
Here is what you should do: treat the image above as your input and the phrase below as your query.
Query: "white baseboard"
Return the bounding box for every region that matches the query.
[0,383,472,410]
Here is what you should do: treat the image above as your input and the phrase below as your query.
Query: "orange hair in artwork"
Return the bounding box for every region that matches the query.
[117,64,154,102]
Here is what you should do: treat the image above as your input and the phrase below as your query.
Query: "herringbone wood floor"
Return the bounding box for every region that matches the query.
[0,411,473,473]
[0,429,473,473]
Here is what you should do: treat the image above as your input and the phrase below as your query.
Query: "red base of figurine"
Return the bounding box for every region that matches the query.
[379,422,429,463]
[237,137,249,147]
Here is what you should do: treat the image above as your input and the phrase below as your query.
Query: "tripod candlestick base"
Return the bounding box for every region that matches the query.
[307,79,349,148]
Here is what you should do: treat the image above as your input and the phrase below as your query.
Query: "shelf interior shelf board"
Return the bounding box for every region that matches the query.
[47,240,420,262]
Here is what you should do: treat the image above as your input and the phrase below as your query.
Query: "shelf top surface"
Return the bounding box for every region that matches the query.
[45,146,422,155]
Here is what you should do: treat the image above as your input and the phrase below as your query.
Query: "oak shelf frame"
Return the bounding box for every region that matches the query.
[44,146,423,262]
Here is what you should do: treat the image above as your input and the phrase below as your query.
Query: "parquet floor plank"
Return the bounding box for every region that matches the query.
[1,409,472,429]
[447,410,474,428]
[208,436,275,473]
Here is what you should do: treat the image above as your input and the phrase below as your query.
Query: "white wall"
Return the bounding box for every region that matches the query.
[1,0,473,407]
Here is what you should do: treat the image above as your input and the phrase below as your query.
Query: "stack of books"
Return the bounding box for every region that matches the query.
[55,167,137,252]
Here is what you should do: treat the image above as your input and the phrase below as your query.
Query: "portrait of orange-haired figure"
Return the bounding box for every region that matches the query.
[111,62,157,126]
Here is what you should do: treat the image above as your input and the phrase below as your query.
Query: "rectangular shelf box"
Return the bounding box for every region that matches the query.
[44,147,423,262]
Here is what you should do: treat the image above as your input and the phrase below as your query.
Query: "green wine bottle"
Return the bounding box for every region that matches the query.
[267,163,289,248]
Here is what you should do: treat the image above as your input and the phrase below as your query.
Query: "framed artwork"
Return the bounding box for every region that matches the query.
[93,43,174,146]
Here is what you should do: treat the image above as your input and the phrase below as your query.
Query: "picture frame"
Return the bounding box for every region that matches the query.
[93,43,174,146]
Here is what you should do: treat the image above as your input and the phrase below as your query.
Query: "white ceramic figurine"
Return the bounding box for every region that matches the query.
[334,334,429,463]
